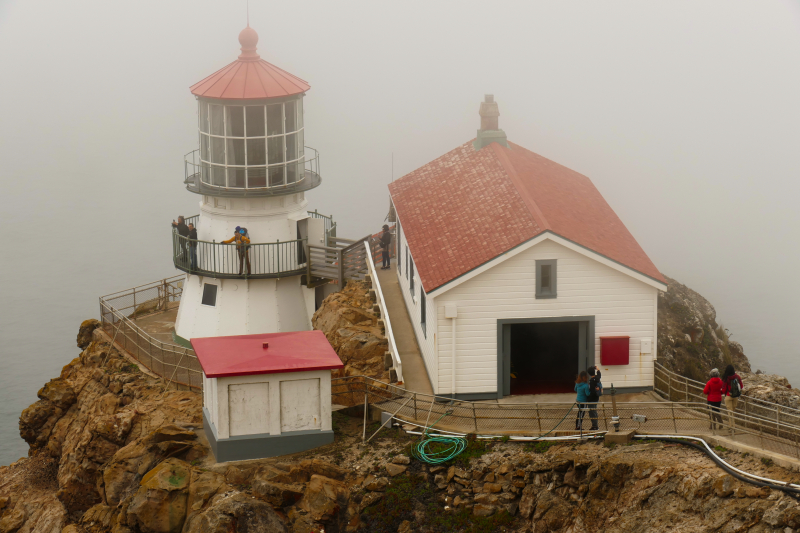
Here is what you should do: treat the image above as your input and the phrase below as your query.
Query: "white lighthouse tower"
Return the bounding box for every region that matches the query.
[173,26,327,343]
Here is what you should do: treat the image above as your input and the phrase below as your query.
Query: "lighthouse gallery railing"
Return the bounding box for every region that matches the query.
[172,232,307,279]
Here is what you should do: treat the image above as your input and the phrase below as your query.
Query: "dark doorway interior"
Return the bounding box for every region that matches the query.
[509,322,580,394]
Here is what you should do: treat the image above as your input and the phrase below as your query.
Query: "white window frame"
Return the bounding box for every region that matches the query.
[197,98,306,190]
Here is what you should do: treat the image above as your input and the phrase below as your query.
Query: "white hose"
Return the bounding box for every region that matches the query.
[634,434,800,489]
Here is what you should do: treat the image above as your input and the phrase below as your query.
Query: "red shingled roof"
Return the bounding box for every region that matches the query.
[190,26,310,100]
[389,140,665,293]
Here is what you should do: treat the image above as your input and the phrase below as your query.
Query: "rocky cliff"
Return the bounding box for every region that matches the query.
[658,275,752,380]
[5,321,800,533]
[312,280,390,382]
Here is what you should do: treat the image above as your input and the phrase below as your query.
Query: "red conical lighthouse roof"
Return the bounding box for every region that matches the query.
[190,27,310,100]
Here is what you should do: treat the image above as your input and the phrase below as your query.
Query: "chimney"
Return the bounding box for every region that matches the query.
[473,94,509,150]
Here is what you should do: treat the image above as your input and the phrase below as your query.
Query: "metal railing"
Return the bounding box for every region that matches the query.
[364,241,403,382]
[332,375,800,461]
[99,277,202,390]
[654,361,800,433]
[306,235,371,286]
[307,210,336,246]
[184,147,322,197]
[172,232,307,279]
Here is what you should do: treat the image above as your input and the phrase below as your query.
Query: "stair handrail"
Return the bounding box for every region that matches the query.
[364,240,403,383]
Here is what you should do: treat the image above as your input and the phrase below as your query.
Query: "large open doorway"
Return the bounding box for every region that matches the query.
[498,317,594,397]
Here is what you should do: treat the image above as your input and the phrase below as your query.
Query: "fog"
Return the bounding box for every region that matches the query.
[1,0,799,464]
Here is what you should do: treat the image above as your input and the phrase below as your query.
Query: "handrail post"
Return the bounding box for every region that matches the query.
[132,287,137,321]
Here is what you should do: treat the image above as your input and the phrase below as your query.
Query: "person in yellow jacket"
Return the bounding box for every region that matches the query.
[222,228,251,275]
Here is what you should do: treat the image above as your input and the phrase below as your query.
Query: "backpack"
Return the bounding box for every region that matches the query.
[589,377,603,398]
[728,376,742,398]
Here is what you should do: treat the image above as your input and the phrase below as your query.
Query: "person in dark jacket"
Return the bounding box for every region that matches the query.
[172,216,189,261]
[379,224,392,269]
[574,371,590,430]
[721,364,744,435]
[187,223,198,271]
[587,366,603,431]
[703,368,724,430]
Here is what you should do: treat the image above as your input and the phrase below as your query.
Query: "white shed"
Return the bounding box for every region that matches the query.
[387,96,667,399]
[191,330,343,462]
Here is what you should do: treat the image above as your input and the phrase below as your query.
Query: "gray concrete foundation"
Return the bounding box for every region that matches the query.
[203,408,334,463]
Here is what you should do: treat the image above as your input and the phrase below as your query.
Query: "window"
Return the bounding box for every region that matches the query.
[405,246,409,280]
[535,259,557,299]
[201,283,218,306]
[197,98,305,189]
[420,290,427,337]
[409,255,415,298]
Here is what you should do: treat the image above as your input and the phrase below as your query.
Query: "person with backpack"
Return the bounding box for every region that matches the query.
[574,371,590,431]
[703,368,724,430]
[587,366,603,431]
[379,224,392,270]
[222,228,251,275]
[721,364,744,435]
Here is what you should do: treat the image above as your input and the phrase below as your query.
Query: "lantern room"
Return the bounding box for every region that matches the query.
[185,26,320,196]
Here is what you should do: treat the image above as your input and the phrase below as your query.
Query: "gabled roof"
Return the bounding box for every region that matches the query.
[389,140,665,294]
[190,331,342,378]
[190,26,310,100]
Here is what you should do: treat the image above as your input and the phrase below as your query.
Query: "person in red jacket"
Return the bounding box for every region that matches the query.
[703,368,724,430]
[722,364,744,435]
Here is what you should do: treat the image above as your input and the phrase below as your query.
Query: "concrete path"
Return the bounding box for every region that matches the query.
[375,265,434,395]
[134,305,180,345]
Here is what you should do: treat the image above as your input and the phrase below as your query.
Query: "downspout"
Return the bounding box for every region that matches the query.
[445,304,458,398]
[452,316,457,398]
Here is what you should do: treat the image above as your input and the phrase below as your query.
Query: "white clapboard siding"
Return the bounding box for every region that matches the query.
[395,222,438,390]
[435,238,658,394]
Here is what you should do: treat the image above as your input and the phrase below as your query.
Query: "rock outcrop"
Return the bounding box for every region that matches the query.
[658,275,752,380]
[312,280,390,381]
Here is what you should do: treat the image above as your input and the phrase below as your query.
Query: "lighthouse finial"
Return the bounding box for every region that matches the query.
[238,25,260,61]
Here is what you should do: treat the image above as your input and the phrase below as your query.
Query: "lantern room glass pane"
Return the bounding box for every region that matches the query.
[296,98,303,130]
[269,166,284,187]
[268,137,284,164]
[210,137,225,164]
[199,103,209,133]
[267,104,283,135]
[247,139,266,166]
[211,166,226,186]
[286,161,298,184]
[248,167,267,188]
[226,139,245,166]
[210,105,224,136]
[200,134,209,161]
[246,106,265,137]
[226,106,244,137]
[285,132,298,162]
[285,100,297,133]
[228,168,246,188]
[297,129,304,158]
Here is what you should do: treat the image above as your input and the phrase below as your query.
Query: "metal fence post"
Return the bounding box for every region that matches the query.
[132,287,137,321]
[413,393,418,420]
[536,404,542,433]
[684,377,689,402]
[671,403,678,433]
[472,403,478,433]
[337,248,344,285]
[668,374,673,401]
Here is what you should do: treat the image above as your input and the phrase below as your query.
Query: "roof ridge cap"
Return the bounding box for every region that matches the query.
[490,143,550,231]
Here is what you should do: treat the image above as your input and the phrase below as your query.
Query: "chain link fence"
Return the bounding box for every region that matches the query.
[99,276,202,390]
[332,375,800,460]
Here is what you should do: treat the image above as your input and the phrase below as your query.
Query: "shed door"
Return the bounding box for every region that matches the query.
[228,382,270,436]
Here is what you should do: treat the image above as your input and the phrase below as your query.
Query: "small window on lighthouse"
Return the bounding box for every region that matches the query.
[201,284,218,307]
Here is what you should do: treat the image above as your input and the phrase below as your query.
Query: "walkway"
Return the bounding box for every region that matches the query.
[133,304,179,345]
[375,265,434,395]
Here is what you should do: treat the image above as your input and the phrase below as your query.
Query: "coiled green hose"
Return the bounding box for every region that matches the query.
[411,411,467,464]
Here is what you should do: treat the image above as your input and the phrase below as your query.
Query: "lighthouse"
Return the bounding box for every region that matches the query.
[173,26,327,343]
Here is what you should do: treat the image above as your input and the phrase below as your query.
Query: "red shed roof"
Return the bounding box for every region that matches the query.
[389,140,665,293]
[190,26,310,100]
[190,331,343,378]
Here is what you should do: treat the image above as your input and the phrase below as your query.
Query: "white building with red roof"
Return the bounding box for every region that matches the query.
[389,96,667,399]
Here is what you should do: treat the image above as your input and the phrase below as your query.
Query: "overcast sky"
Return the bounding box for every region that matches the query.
[1,0,799,383]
